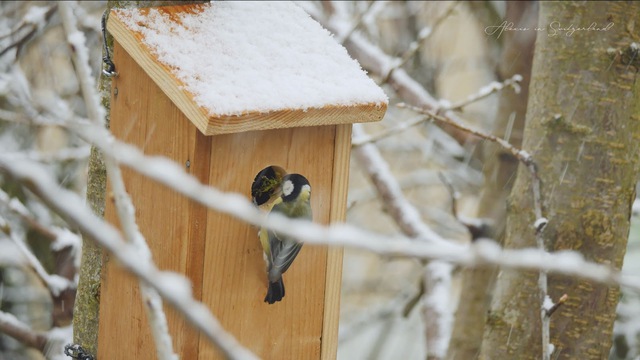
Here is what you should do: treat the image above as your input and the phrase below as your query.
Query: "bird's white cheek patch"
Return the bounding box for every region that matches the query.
[283,180,294,197]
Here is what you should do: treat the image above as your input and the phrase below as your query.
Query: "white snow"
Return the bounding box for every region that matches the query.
[50,227,81,252]
[422,262,454,357]
[548,343,555,355]
[437,99,452,109]
[0,239,24,266]
[542,295,554,312]
[518,150,531,161]
[472,239,502,262]
[115,2,388,117]
[23,6,49,29]
[534,217,548,232]
[158,271,193,300]
[44,325,73,360]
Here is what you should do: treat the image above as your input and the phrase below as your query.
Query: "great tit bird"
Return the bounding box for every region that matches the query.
[251,165,287,212]
[259,173,312,304]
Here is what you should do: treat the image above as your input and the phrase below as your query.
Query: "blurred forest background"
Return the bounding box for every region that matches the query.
[0,1,639,360]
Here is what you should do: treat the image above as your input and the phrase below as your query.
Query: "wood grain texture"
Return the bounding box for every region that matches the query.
[99,42,349,359]
[107,5,387,136]
[321,124,351,360]
[99,41,211,360]
[198,126,336,359]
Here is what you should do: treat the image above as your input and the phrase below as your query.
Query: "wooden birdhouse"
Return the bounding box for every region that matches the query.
[99,3,387,359]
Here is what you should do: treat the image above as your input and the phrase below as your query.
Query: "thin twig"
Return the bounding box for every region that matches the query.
[353,75,521,148]
[0,310,48,352]
[0,188,57,241]
[0,4,57,58]
[446,74,523,111]
[438,172,459,219]
[337,1,379,44]
[352,115,425,147]
[437,172,493,241]
[397,102,533,164]
[316,6,476,145]
[382,1,459,83]
[1,225,74,297]
[545,294,568,317]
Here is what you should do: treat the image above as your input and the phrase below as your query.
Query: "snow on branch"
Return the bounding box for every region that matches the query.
[0,188,82,255]
[352,123,453,358]
[59,2,174,358]
[352,124,449,245]
[352,75,522,148]
[397,100,552,358]
[0,219,74,297]
[313,5,475,145]
[446,74,523,111]
[0,157,259,360]
[0,4,57,58]
[51,122,640,292]
[0,310,48,352]
[382,1,459,83]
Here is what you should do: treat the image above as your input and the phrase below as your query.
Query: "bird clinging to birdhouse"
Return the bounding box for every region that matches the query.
[253,169,312,304]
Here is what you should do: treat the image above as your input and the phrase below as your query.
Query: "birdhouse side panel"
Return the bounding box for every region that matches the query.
[99,41,212,359]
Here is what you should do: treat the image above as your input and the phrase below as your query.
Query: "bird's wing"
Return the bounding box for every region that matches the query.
[267,201,309,275]
[269,230,303,275]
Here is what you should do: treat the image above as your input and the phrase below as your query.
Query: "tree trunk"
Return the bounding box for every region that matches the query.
[480,2,640,359]
[446,3,538,359]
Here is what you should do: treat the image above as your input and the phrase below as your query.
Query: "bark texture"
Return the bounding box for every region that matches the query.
[446,3,538,359]
[480,2,640,359]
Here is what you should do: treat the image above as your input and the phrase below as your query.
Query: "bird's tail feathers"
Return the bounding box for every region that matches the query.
[264,277,285,304]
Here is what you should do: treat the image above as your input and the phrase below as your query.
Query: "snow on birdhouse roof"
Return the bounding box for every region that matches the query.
[108,2,388,135]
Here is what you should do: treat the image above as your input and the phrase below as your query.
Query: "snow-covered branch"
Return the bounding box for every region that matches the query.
[352,124,449,245]
[352,123,453,358]
[446,74,523,111]
[397,100,551,359]
[352,75,521,148]
[382,1,459,83]
[0,4,57,58]
[59,2,175,358]
[2,225,74,297]
[0,156,259,360]
[48,121,640,292]
[0,310,48,352]
[312,6,475,145]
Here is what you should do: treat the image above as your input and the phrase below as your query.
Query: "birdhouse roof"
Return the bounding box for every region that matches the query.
[107,2,388,136]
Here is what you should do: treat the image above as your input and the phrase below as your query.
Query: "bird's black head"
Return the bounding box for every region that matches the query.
[251,165,286,206]
[281,173,311,203]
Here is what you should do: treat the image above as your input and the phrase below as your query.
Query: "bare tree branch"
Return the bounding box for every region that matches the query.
[0,310,48,352]
[0,4,57,58]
